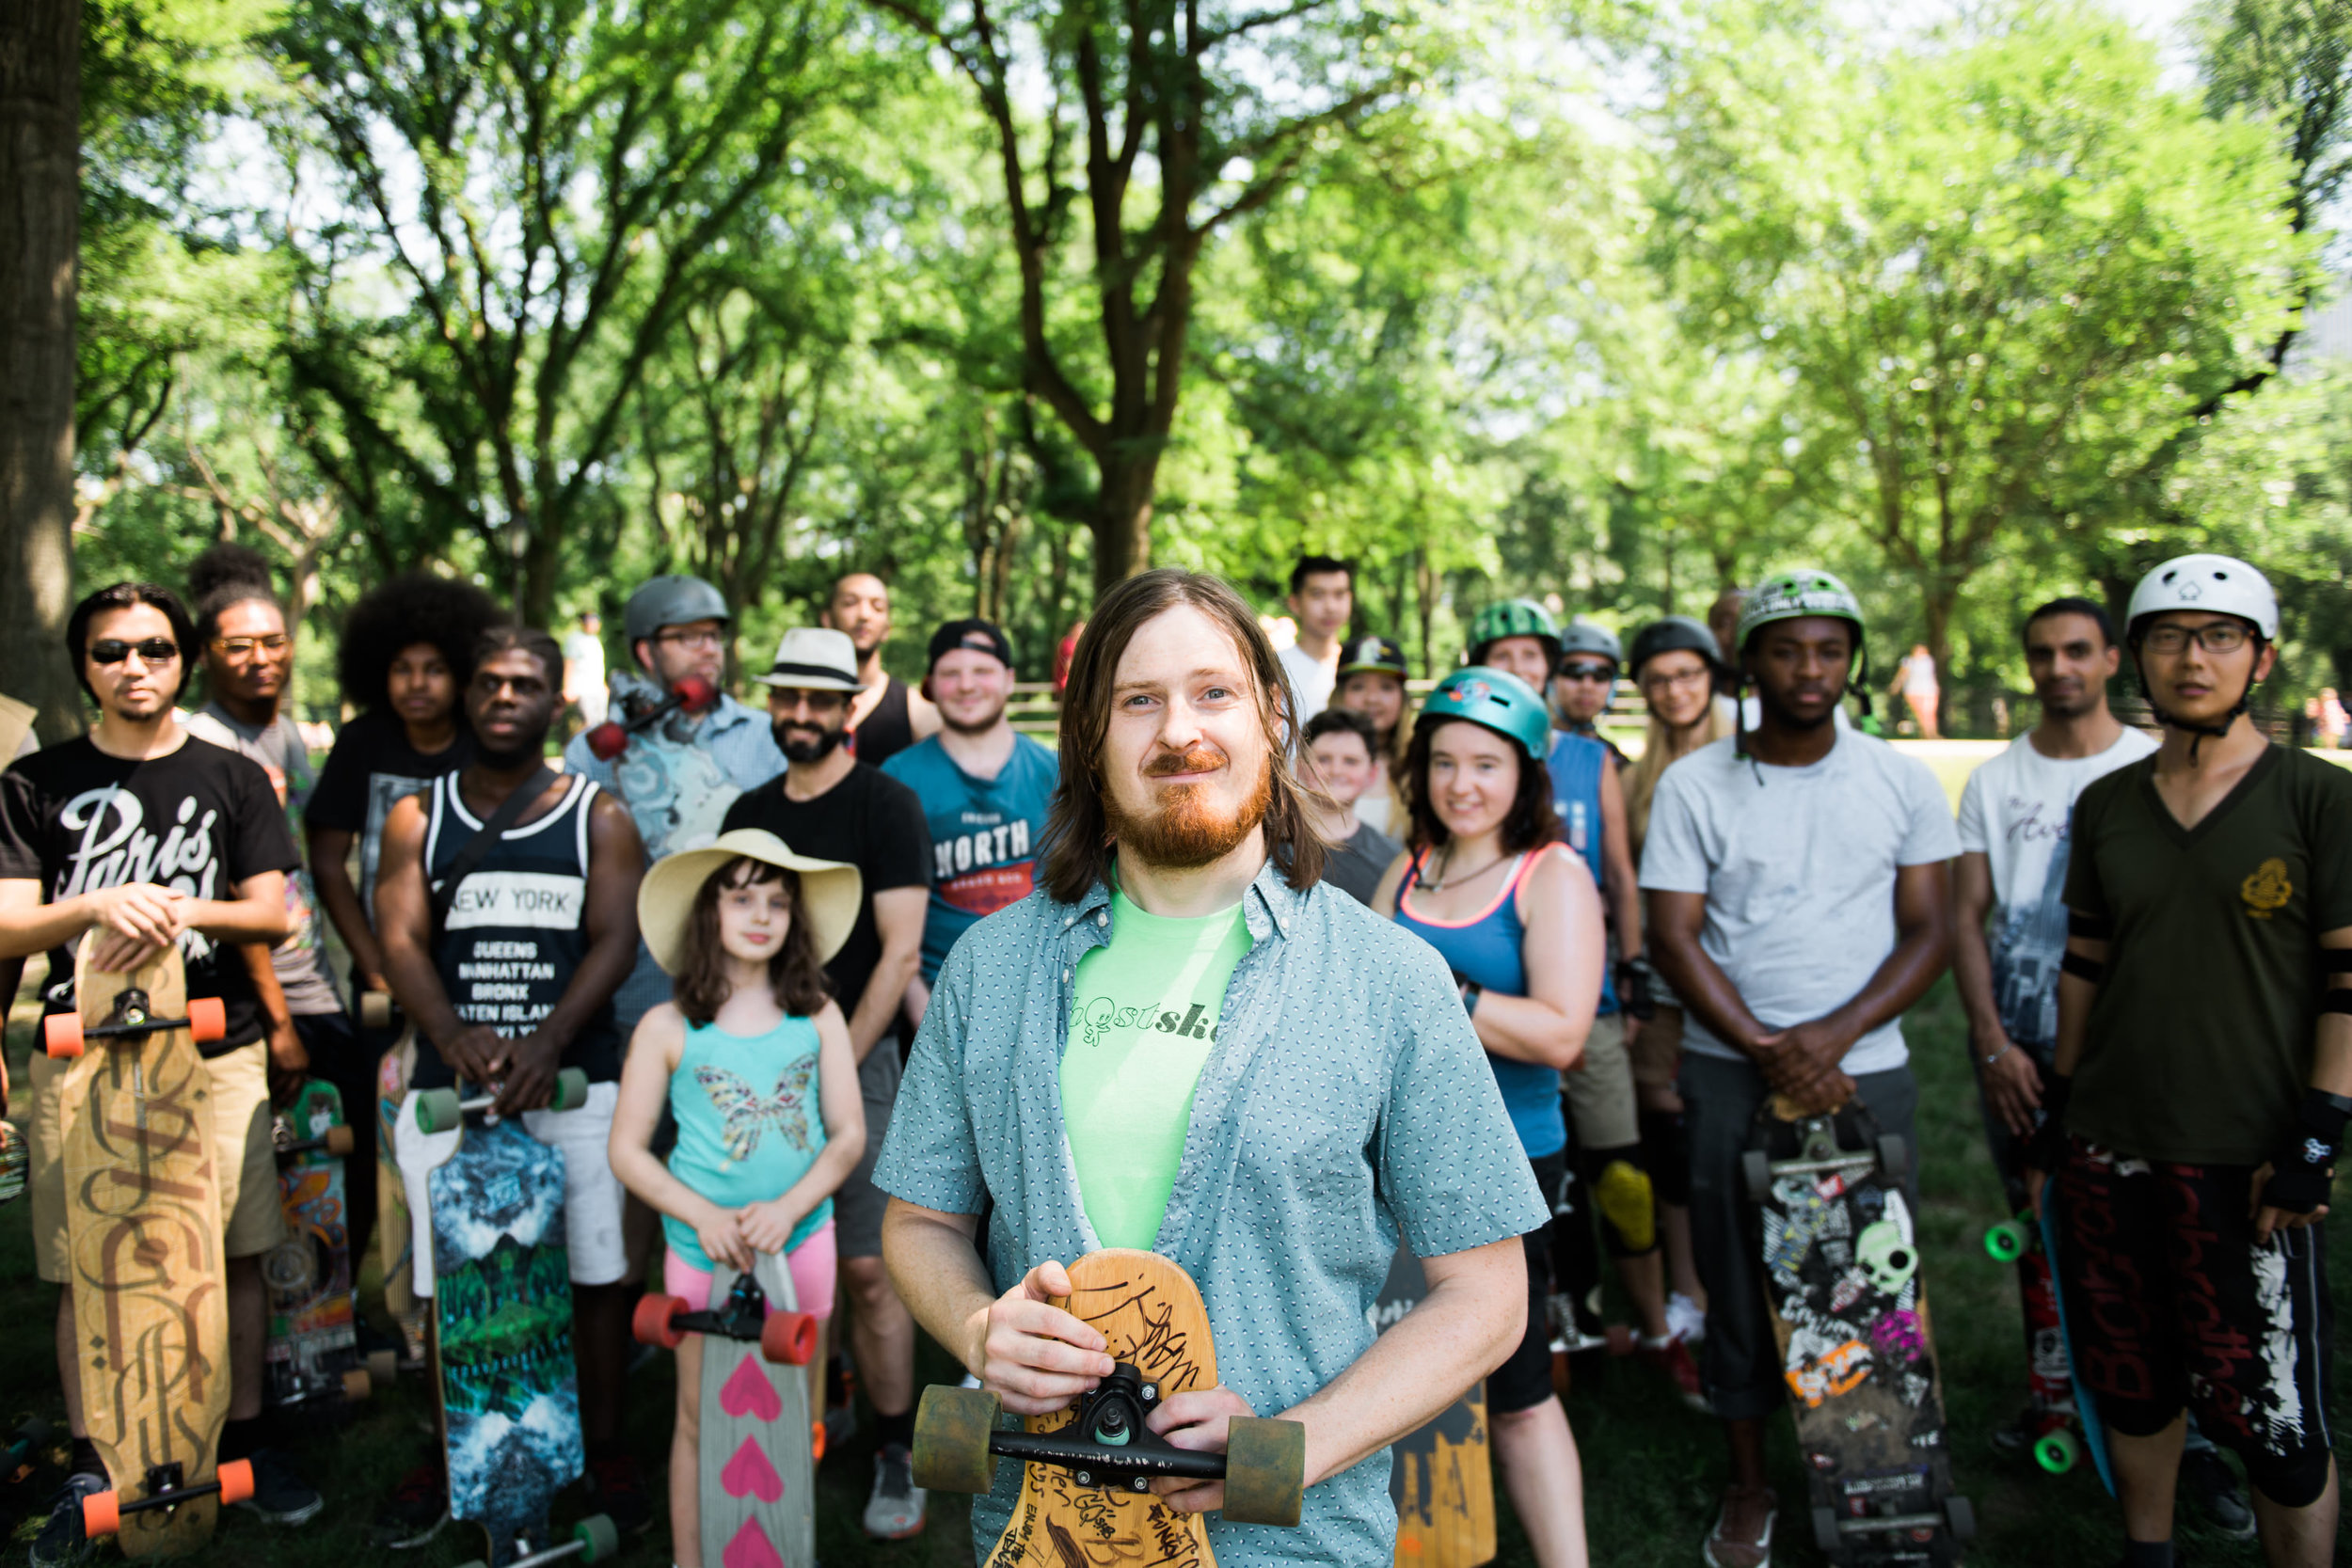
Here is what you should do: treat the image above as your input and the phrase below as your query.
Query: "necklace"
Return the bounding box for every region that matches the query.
[1421,847,1510,894]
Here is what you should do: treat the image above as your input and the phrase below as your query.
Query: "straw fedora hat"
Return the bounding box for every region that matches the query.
[638,828,863,974]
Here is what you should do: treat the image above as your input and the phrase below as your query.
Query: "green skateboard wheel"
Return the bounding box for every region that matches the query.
[575,1513,619,1562]
[1740,1148,1772,1203]
[1875,1132,1911,1183]
[1984,1218,2031,1262]
[552,1067,590,1112]
[913,1384,1000,1494]
[415,1087,463,1133]
[2033,1428,2079,1475]
[1222,1416,1307,1527]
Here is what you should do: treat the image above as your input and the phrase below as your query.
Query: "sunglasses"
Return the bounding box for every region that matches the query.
[1555,663,1615,684]
[89,638,181,666]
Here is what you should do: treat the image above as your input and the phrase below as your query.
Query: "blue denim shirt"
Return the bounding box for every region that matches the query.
[875,859,1546,1568]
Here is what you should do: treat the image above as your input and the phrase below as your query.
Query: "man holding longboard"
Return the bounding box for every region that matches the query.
[0,582,323,1565]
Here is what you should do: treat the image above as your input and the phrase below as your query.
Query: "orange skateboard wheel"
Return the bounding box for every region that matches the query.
[761,1310,818,1367]
[186,997,228,1043]
[80,1489,119,1537]
[217,1458,254,1505]
[42,1013,84,1059]
[325,1125,357,1157]
[812,1418,826,1463]
[632,1293,685,1349]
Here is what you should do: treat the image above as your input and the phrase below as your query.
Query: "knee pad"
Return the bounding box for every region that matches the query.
[1640,1108,1691,1207]
[2239,1439,2334,1510]
[1587,1148,1657,1256]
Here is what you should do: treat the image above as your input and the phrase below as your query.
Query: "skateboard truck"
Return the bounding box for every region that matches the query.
[453,1513,619,1568]
[6,1418,50,1482]
[1741,1112,1909,1202]
[583,676,719,760]
[43,990,227,1059]
[1811,1494,1975,1553]
[415,1069,591,1132]
[633,1273,820,1369]
[914,1366,1308,1527]
[272,1117,358,1162]
[81,1459,254,1537]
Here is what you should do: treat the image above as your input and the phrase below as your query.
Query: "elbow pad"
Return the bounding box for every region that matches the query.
[2260,1089,2352,1215]
[2059,950,2105,985]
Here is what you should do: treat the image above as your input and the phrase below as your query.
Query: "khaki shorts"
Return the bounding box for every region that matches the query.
[28,1038,287,1284]
[1629,1005,1685,1091]
[1562,1012,1640,1150]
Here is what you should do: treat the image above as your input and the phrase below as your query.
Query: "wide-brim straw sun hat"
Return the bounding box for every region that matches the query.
[639,828,863,974]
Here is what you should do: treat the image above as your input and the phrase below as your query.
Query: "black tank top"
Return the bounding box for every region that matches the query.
[850,676,914,768]
[420,771,622,1087]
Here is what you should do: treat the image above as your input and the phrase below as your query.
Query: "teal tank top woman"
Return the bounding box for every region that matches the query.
[663,1014,832,1267]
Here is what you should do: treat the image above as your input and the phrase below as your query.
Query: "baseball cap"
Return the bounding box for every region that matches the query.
[928,618,1014,671]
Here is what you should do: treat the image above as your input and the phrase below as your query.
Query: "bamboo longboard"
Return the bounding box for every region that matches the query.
[697,1255,817,1568]
[57,939,230,1558]
[1375,1250,1494,1568]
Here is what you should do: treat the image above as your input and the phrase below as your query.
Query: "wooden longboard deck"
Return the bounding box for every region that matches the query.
[984,1249,1218,1568]
[376,1034,428,1365]
[428,1113,582,1567]
[263,1081,358,1409]
[58,939,230,1558]
[699,1254,815,1568]
[1375,1250,1494,1568]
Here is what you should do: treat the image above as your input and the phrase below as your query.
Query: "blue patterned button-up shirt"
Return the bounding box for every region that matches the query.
[875,858,1546,1568]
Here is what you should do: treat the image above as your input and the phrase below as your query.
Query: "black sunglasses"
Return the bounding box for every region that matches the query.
[89,638,181,665]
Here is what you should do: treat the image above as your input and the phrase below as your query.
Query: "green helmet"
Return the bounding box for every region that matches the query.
[1416,666,1553,762]
[1466,598,1561,666]
[1735,569,1866,649]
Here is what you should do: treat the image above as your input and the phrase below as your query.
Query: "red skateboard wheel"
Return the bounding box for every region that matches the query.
[42,1013,84,1059]
[216,1458,254,1505]
[80,1489,119,1537]
[186,997,228,1043]
[811,1418,826,1463]
[761,1310,818,1367]
[585,722,628,760]
[632,1293,686,1349]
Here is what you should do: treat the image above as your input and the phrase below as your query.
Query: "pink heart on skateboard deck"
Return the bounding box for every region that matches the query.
[720,1356,783,1422]
[721,1435,783,1502]
[723,1515,785,1568]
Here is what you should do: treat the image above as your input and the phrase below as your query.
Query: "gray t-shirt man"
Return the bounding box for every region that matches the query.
[183,704,342,1016]
[1637,731,1960,1074]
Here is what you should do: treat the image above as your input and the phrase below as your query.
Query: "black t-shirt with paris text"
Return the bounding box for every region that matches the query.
[0,736,301,1056]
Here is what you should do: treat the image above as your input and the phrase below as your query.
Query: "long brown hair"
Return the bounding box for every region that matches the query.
[672,858,832,1024]
[1041,568,1327,903]
[1403,718,1563,854]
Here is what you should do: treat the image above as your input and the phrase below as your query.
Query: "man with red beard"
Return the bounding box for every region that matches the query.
[875,568,1544,1568]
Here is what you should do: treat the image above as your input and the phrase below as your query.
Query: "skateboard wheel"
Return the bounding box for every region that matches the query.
[359,991,396,1029]
[368,1347,400,1386]
[574,1513,620,1563]
[1944,1494,1977,1542]
[912,1384,1000,1494]
[633,1292,687,1349]
[1983,1218,2030,1262]
[1875,1132,1911,1183]
[186,996,228,1043]
[1812,1505,1840,1553]
[42,1012,84,1059]
[1602,1323,1637,1356]
[1740,1148,1772,1203]
[1221,1417,1307,1527]
[343,1367,373,1402]
[81,1489,120,1537]
[414,1087,464,1133]
[585,721,628,761]
[812,1418,826,1464]
[761,1310,818,1367]
[217,1458,255,1505]
[324,1124,357,1157]
[552,1067,590,1112]
[2033,1427,2079,1474]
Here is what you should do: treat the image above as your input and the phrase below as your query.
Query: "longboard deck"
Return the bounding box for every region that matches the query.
[1375,1250,1494,1568]
[699,1254,815,1568]
[983,1249,1219,1568]
[2038,1190,2116,1495]
[376,1035,427,1366]
[58,938,230,1558]
[264,1081,359,1409]
[428,1113,582,1567]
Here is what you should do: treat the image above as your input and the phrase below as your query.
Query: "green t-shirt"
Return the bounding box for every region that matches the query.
[2064,745,2352,1164]
[1060,886,1255,1248]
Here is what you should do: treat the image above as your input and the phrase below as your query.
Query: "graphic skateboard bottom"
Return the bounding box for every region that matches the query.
[1375,1249,1494,1568]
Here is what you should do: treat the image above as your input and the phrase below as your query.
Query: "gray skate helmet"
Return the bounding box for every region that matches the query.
[623,575,731,646]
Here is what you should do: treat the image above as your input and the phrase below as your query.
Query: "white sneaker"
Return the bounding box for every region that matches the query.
[1667,1291,1708,1345]
[863,1443,927,1540]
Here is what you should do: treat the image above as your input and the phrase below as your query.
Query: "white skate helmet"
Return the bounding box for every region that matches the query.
[2124,554,2278,642]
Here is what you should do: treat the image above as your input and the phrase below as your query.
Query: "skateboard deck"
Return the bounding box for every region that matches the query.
[1374,1250,1494,1568]
[54,938,232,1557]
[0,1117,24,1204]
[427,1092,583,1567]
[2035,1196,2115,1494]
[376,1033,428,1366]
[913,1250,1307,1568]
[1743,1098,1972,1565]
[263,1080,373,1409]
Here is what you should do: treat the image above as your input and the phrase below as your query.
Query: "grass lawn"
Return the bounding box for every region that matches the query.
[5,975,2344,1567]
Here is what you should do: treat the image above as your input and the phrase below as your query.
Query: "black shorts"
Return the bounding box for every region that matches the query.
[1489,1150,1566,1417]
[2050,1138,2335,1507]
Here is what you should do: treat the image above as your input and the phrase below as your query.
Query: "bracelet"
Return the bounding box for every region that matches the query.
[1981,1042,2011,1069]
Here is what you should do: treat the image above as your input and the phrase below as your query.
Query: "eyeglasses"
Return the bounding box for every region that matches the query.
[1555,664,1615,684]
[89,638,180,665]
[1640,666,1712,692]
[656,628,726,651]
[211,635,291,657]
[2142,623,2251,656]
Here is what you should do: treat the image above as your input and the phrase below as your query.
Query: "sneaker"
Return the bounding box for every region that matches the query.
[1641,1335,1711,1413]
[585,1453,654,1536]
[2181,1446,2255,1539]
[371,1459,449,1548]
[1667,1291,1708,1345]
[234,1448,324,1527]
[862,1443,928,1540]
[29,1473,105,1568]
[1701,1483,1776,1568]
[824,1354,858,1450]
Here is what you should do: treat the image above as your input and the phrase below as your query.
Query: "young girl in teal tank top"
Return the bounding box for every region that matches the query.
[610,832,866,1568]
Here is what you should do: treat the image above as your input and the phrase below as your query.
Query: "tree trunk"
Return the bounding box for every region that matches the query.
[0,0,82,741]
[1089,454,1158,600]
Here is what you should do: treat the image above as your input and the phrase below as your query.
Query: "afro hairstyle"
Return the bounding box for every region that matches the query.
[187,542,282,643]
[336,572,505,713]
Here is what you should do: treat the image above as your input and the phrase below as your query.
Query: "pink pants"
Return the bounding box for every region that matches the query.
[661,1219,837,1318]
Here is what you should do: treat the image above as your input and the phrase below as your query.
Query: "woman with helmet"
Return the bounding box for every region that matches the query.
[1373,666,1605,1568]
[2026,554,2352,1568]
[1465,598,1563,692]
[1332,634,1413,836]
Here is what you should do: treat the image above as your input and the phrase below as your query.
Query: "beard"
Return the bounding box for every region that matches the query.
[1104,748,1272,871]
[775,720,848,763]
[942,699,1009,737]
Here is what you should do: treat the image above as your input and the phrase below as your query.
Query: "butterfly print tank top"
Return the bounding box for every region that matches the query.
[663,1014,832,1269]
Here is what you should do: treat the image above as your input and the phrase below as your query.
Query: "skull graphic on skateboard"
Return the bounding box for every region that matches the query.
[635,1249,823,1568]
[914,1249,1307,1568]
[1742,1096,1974,1564]
[46,936,253,1555]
